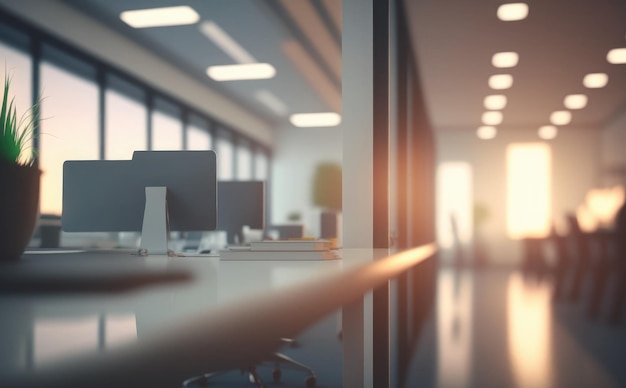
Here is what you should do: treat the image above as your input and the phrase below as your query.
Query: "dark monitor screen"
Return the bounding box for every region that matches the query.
[217,181,265,245]
[62,151,217,232]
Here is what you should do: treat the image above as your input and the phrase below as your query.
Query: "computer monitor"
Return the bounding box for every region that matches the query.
[217,181,265,245]
[62,151,217,254]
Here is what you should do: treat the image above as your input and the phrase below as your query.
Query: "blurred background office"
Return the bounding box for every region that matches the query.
[1,0,626,387]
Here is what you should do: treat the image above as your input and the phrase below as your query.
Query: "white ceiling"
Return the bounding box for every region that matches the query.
[405,0,626,131]
[59,0,342,128]
[58,0,626,133]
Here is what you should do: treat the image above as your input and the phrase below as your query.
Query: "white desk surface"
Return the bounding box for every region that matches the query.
[0,245,435,387]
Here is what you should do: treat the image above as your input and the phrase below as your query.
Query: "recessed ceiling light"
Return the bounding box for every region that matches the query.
[497,3,529,21]
[199,21,256,64]
[206,63,276,81]
[484,95,507,110]
[550,110,572,126]
[563,94,588,110]
[489,74,514,89]
[477,126,497,140]
[290,112,341,127]
[583,73,608,88]
[492,52,519,68]
[482,111,503,125]
[255,90,288,116]
[538,125,558,140]
[120,6,200,28]
[607,48,626,64]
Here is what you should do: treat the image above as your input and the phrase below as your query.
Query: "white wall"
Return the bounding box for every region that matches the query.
[602,109,626,186]
[437,126,603,265]
[271,125,342,237]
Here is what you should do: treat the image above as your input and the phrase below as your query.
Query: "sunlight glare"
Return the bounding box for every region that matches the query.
[506,143,551,239]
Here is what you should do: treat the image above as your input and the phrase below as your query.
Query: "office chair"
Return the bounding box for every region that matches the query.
[181,337,317,387]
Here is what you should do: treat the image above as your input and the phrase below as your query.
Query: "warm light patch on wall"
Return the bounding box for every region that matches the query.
[289,112,341,127]
[120,6,200,28]
[436,162,473,249]
[506,143,551,239]
[584,185,625,229]
[576,203,599,233]
[206,63,276,81]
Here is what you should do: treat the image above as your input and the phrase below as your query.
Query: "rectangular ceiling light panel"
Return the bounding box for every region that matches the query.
[120,6,200,28]
[290,112,341,127]
[206,63,276,81]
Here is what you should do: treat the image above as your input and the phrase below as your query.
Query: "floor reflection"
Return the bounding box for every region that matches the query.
[34,315,99,367]
[105,314,137,347]
[507,273,553,388]
[436,269,473,388]
[33,313,137,367]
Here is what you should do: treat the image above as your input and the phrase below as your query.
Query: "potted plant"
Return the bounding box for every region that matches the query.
[0,73,41,261]
[312,162,342,240]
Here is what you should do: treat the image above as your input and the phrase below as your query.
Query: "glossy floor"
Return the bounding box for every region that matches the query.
[19,267,626,387]
[406,267,626,388]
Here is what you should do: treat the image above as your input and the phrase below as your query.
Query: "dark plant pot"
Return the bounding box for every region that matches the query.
[0,162,41,261]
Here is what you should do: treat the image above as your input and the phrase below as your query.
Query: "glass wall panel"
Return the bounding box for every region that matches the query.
[236,141,252,180]
[216,135,234,180]
[0,41,33,163]
[40,61,98,215]
[105,88,147,160]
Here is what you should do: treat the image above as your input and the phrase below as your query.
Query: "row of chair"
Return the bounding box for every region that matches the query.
[523,214,625,325]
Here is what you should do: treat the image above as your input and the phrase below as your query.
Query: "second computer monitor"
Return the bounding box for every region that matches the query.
[217,181,265,245]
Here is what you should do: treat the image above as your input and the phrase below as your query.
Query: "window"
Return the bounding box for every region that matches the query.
[236,140,252,180]
[40,60,99,215]
[0,40,32,163]
[105,85,147,160]
[506,143,551,239]
[255,150,269,181]
[0,20,272,217]
[151,99,182,150]
[216,134,234,180]
[186,114,212,150]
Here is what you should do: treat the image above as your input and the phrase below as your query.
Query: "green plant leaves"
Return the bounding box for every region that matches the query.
[0,73,38,166]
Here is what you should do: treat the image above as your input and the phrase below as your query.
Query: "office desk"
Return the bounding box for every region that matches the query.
[0,245,435,387]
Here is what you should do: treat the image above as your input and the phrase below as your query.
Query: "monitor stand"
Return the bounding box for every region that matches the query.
[138,187,171,256]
